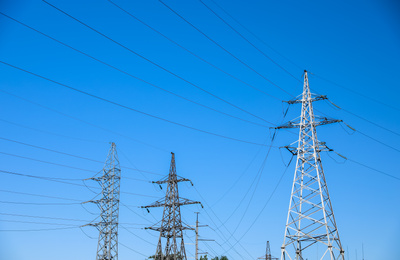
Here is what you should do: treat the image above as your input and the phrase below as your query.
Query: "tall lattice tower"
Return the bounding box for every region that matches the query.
[85,142,121,260]
[275,71,345,260]
[143,152,201,260]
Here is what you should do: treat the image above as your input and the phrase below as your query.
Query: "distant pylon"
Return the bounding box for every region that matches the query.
[275,71,345,260]
[84,142,121,260]
[257,241,278,260]
[143,152,201,260]
[266,241,272,260]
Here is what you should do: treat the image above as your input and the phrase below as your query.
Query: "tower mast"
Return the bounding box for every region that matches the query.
[143,152,201,260]
[276,71,345,260]
[85,142,121,260]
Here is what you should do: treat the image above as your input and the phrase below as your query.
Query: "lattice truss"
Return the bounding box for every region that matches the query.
[276,71,345,260]
[84,143,121,260]
[143,152,201,260]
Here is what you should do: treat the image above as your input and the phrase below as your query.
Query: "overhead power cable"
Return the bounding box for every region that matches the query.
[340,123,400,153]
[0,150,151,182]
[0,212,88,222]
[0,169,160,198]
[348,158,400,181]
[0,60,270,147]
[0,189,81,201]
[0,151,96,174]
[158,0,294,97]
[207,0,303,71]
[41,1,273,126]
[0,226,80,232]
[0,88,168,153]
[0,200,80,206]
[220,135,275,244]
[119,241,149,258]
[0,12,268,129]
[221,163,290,254]
[0,136,163,176]
[105,0,282,102]
[340,106,400,137]
[198,0,301,83]
[313,73,400,112]
[0,118,104,144]
[192,186,254,259]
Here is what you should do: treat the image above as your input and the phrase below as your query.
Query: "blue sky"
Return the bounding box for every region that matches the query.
[0,0,399,259]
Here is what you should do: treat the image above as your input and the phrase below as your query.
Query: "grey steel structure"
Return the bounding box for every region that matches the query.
[85,143,121,260]
[258,241,278,260]
[143,152,201,260]
[276,71,345,260]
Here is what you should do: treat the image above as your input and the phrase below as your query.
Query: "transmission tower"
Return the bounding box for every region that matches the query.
[84,142,121,260]
[258,241,278,260]
[143,152,201,260]
[275,71,345,260]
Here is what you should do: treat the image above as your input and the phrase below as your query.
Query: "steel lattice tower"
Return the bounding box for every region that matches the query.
[258,241,278,260]
[85,142,121,260]
[143,152,201,260]
[276,71,345,260]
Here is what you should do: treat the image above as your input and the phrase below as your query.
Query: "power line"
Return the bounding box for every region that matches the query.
[0,150,152,182]
[0,118,104,144]
[0,169,160,198]
[0,60,270,147]
[0,11,268,129]
[120,225,156,246]
[0,136,162,176]
[41,1,274,126]
[0,226,80,232]
[192,186,255,259]
[0,189,81,201]
[221,163,290,254]
[0,88,168,153]
[0,212,89,222]
[0,151,96,174]
[0,200,81,205]
[105,0,282,102]
[220,136,275,244]
[198,0,301,83]
[340,123,400,153]
[312,73,400,112]
[158,0,294,97]
[351,157,400,180]
[207,0,303,71]
[119,241,149,258]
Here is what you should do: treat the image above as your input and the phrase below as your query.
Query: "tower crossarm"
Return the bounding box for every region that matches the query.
[145,225,195,232]
[281,141,333,155]
[142,197,201,209]
[152,176,192,185]
[274,117,342,129]
[285,93,328,104]
[86,174,121,182]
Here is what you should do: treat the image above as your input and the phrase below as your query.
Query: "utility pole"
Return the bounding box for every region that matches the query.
[143,152,201,260]
[194,212,212,260]
[195,212,199,260]
[362,243,364,260]
[275,71,345,260]
[84,142,121,260]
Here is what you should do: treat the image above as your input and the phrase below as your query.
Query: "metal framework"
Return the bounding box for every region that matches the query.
[85,142,121,260]
[276,71,345,260]
[258,241,278,260]
[143,152,201,260]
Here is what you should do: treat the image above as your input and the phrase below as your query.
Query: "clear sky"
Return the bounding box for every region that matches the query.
[0,0,399,260]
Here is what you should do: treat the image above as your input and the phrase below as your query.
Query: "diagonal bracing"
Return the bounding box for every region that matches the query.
[143,152,201,260]
[275,71,345,260]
